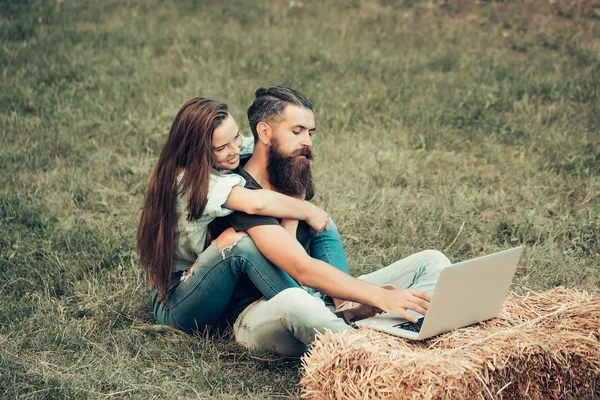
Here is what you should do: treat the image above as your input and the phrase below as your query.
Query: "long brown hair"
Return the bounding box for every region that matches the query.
[137,98,229,302]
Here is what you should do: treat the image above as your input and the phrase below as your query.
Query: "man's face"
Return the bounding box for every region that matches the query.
[266,105,316,197]
[269,104,315,158]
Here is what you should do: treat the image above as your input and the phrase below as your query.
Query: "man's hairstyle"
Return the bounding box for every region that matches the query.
[247,86,314,142]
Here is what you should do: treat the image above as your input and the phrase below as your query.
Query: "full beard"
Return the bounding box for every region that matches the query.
[267,140,314,199]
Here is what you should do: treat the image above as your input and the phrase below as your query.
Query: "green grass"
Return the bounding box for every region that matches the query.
[1,0,599,398]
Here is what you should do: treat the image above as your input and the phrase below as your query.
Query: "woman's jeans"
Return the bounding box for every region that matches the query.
[152,219,349,331]
[304,219,350,305]
[233,250,451,356]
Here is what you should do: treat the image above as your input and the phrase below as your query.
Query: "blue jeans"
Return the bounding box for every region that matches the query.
[152,218,350,331]
[304,218,349,306]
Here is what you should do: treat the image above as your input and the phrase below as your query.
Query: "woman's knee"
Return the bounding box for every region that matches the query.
[217,234,273,266]
[319,216,341,238]
[215,227,248,250]
[327,216,339,232]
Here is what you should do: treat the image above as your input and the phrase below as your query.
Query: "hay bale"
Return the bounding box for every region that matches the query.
[300,288,600,399]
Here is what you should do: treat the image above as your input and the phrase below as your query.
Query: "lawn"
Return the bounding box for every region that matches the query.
[1,0,598,398]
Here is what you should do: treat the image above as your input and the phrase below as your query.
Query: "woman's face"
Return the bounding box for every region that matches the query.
[212,113,243,170]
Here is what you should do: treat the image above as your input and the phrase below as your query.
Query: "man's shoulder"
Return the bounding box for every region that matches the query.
[232,165,261,190]
[239,154,252,168]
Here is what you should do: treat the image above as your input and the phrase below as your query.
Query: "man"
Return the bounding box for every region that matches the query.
[214,86,451,356]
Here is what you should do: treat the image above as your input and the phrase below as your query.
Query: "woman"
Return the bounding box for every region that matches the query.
[137,97,350,330]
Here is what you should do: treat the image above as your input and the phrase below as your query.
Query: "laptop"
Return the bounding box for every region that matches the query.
[355,247,524,340]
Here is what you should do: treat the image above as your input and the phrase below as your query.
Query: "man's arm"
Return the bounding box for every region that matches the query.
[279,218,299,237]
[245,224,430,322]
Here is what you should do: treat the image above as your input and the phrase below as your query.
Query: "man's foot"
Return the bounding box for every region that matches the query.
[333,284,397,323]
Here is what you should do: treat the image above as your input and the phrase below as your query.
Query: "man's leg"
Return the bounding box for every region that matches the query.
[358,250,451,294]
[233,288,353,357]
[357,250,451,319]
[232,250,449,354]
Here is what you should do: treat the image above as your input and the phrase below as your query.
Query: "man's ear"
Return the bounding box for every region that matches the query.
[256,121,272,145]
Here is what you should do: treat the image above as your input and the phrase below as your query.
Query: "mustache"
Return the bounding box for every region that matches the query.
[293,147,313,160]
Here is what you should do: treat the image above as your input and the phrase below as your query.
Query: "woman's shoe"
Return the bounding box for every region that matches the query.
[333,284,397,323]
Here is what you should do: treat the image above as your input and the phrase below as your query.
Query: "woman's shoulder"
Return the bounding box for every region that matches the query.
[175,169,248,220]
[204,172,246,215]
[208,170,246,188]
[176,170,245,191]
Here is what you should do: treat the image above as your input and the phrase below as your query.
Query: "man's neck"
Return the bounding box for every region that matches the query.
[243,152,273,190]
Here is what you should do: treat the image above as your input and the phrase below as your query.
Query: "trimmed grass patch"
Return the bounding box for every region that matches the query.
[1,0,598,398]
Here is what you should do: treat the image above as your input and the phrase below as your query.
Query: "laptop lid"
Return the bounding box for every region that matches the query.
[355,247,523,340]
[417,246,523,339]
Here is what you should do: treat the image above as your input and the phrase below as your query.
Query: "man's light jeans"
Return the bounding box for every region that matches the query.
[233,250,451,356]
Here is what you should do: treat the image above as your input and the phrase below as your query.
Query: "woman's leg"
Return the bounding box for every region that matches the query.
[309,217,350,274]
[153,233,300,331]
[305,217,350,306]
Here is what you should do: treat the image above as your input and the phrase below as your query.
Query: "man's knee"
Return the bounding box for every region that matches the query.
[274,287,315,308]
[268,288,352,342]
[419,249,451,270]
[274,288,329,324]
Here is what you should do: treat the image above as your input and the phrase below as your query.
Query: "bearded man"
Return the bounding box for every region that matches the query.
[212,86,451,356]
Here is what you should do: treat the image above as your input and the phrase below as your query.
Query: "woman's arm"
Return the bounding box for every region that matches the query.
[245,224,430,323]
[224,186,329,232]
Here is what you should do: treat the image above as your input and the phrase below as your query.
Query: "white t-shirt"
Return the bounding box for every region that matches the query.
[173,135,254,272]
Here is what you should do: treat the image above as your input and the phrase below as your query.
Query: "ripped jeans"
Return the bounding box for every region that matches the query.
[151,219,350,331]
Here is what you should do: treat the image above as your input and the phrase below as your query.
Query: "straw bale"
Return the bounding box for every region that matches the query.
[300,288,599,399]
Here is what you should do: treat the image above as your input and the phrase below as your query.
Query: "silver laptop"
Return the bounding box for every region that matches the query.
[355,247,523,340]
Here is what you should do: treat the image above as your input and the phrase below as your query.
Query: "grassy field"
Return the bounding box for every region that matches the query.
[1,0,599,398]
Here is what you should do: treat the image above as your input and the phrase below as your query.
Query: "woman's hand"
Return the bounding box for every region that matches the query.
[376,288,431,323]
[305,202,330,233]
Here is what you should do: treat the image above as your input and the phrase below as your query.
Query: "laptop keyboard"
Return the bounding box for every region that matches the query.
[393,317,425,332]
